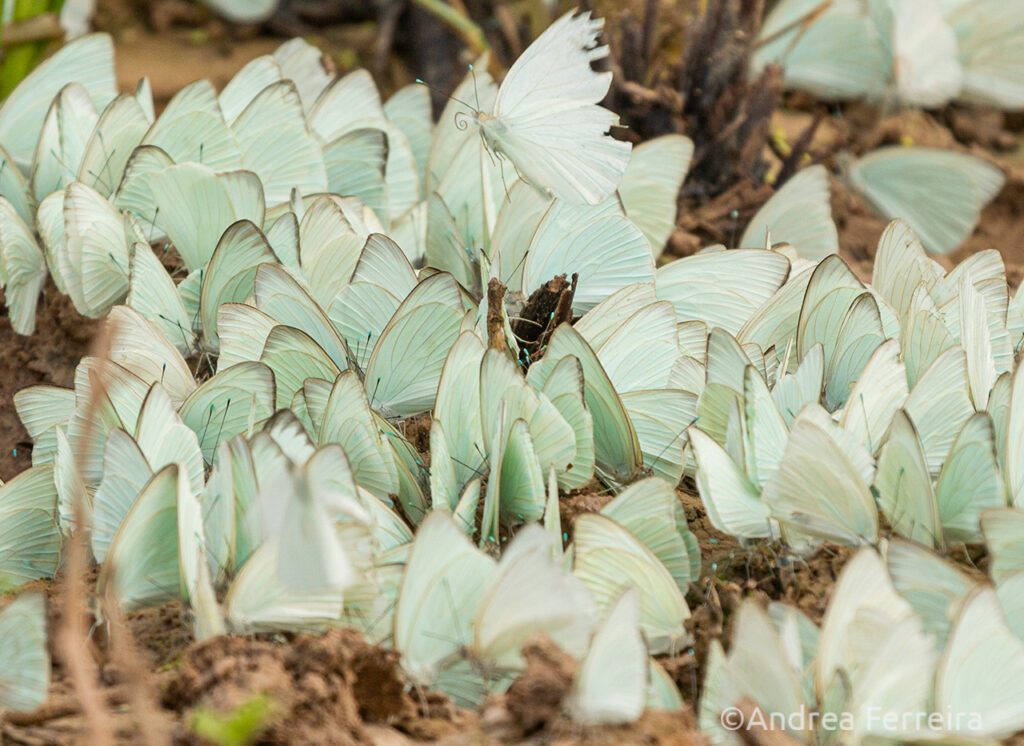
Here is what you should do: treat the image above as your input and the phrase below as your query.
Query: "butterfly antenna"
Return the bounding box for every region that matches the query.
[47,148,74,192]
[191,276,204,331]
[403,499,430,524]
[200,486,221,524]
[366,376,384,412]
[354,330,372,378]
[468,64,485,112]
[199,403,216,452]
[415,78,477,113]
[728,209,740,248]
[142,571,179,598]
[347,331,370,380]
[84,129,116,194]
[498,158,513,203]
[509,247,530,279]
[451,455,488,480]
[441,576,469,647]
[191,525,212,557]
[645,415,699,476]
[882,466,907,527]
[508,315,541,332]
[341,602,371,632]
[214,398,232,452]
[365,601,398,643]
[110,251,128,277]
[160,313,193,355]
[473,440,489,468]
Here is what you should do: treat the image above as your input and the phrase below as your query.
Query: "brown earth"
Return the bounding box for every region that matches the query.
[2,574,705,744]
[0,283,95,479]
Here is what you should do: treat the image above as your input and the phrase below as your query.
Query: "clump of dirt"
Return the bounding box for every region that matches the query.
[674,178,775,256]
[163,629,702,746]
[674,486,857,702]
[511,274,577,363]
[0,283,96,479]
[752,546,854,622]
[601,0,784,202]
[558,491,614,534]
[546,710,705,745]
[398,413,432,459]
[482,637,704,745]
[483,637,578,738]
[673,579,739,701]
[165,629,434,745]
[681,487,856,623]
[124,601,195,670]
[679,488,744,575]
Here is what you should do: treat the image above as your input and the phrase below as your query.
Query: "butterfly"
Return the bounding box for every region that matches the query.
[462,11,631,205]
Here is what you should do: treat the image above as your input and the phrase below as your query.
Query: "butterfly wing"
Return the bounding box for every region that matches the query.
[483,11,630,205]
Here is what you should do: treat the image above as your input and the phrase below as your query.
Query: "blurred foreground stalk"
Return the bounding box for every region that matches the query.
[0,0,65,99]
[410,0,489,56]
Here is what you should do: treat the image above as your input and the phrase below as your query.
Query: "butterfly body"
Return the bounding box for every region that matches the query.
[474,112,508,153]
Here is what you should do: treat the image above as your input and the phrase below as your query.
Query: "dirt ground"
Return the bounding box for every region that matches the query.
[0,284,95,479]
[1,0,1023,743]
[2,576,704,745]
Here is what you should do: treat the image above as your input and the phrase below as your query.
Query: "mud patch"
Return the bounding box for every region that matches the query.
[483,637,577,738]
[0,283,95,479]
[398,413,432,459]
[544,709,705,745]
[558,491,615,536]
[164,629,428,744]
[125,601,195,670]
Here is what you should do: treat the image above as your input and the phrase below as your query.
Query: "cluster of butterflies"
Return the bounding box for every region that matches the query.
[703,540,1024,743]
[0,9,1006,343]
[691,218,1024,553]
[0,7,1021,740]
[3,314,702,721]
[754,0,1024,109]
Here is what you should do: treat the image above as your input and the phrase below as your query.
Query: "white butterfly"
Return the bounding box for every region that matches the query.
[618,134,693,255]
[0,34,116,173]
[0,466,61,592]
[947,0,1024,109]
[843,146,1003,256]
[467,11,631,205]
[752,0,887,101]
[739,165,838,260]
[0,592,49,713]
[566,589,648,725]
[884,0,964,107]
